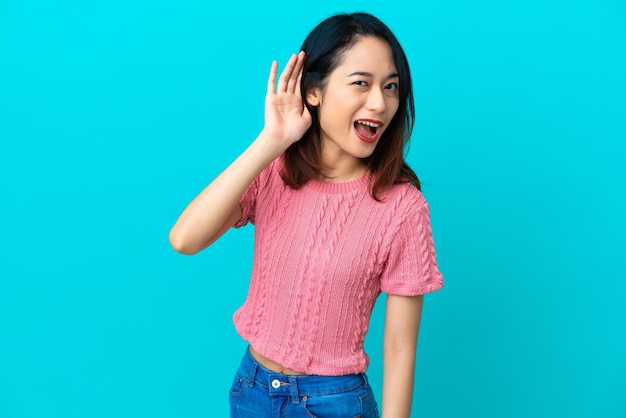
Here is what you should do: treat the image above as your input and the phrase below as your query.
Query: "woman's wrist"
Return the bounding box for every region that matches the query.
[254,129,293,159]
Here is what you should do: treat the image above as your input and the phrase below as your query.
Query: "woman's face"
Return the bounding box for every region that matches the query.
[307,36,400,171]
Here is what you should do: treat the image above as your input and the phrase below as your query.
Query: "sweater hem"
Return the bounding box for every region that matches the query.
[381,279,444,296]
[236,331,369,376]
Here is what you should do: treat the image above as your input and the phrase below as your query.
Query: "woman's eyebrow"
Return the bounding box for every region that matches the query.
[346,71,400,79]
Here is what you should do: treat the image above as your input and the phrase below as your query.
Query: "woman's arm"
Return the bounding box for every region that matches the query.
[169,51,311,254]
[382,294,424,418]
[168,135,280,254]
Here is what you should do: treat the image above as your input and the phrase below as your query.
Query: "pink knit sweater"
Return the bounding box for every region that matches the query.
[234,157,443,376]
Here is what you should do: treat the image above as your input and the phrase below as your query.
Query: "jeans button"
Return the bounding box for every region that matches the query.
[271,379,280,389]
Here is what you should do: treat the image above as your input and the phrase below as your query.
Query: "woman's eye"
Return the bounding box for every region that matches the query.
[353,81,368,87]
[385,82,398,90]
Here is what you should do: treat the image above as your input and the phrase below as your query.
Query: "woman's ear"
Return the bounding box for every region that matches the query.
[306,86,321,106]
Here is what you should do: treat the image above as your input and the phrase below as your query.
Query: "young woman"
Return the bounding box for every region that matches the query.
[170,12,443,418]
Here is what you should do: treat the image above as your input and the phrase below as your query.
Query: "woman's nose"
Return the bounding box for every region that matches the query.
[366,88,385,113]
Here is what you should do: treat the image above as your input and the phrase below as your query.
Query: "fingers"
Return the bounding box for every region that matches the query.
[276,53,297,93]
[295,51,305,98]
[267,60,278,97]
[287,51,305,94]
[271,51,306,95]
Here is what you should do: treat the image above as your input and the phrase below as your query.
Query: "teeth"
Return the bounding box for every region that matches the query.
[356,120,381,128]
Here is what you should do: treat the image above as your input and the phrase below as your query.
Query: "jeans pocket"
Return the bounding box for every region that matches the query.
[229,369,246,397]
[301,390,362,418]
[357,384,380,418]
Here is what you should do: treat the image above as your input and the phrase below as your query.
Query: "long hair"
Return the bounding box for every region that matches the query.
[281,12,420,200]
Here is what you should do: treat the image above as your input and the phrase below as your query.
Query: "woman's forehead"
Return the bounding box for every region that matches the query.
[335,37,397,75]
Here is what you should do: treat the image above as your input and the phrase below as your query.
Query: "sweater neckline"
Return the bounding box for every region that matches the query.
[305,172,370,194]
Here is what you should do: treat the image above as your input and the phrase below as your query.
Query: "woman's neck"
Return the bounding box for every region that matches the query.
[319,145,367,183]
[319,158,367,183]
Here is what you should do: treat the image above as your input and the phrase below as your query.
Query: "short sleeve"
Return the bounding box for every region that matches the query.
[379,199,444,296]
[234,175,260,228]
[233,156,284,228]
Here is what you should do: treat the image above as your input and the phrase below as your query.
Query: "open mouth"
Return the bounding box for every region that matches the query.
[354,120,382,143]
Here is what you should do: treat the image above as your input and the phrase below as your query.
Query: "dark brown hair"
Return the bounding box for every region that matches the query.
[281,12,420,200]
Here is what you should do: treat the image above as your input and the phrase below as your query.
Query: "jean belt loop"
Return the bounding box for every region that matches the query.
[289,376,299,404]
[361,372,369,385]
[247,361,257,388]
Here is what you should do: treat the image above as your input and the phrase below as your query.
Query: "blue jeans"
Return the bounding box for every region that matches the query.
[229,347,380,418]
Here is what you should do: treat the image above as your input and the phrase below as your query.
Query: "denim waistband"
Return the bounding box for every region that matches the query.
[239,346,368,397]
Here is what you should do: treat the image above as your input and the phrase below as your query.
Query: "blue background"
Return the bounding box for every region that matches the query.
[1,0,625,417]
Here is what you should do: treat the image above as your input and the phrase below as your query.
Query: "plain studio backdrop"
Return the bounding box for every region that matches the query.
[1,1,624,417]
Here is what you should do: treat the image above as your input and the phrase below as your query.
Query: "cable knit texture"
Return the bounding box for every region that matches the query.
[233,157,443,376]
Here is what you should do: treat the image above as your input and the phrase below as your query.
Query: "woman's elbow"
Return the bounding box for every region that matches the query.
[168,228,201,255]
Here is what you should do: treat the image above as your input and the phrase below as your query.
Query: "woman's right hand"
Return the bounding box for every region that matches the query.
[261,51,312,149]
[169,53,312,255]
